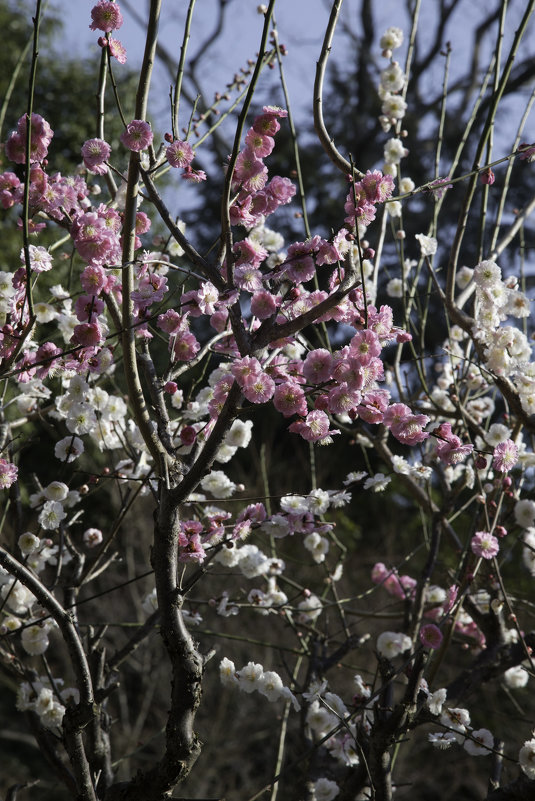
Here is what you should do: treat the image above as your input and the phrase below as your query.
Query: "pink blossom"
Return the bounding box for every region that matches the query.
[72,322,103,347]
[303,349,333,385]
[252,115,280,137]
[131,274,167,309]
[350,329,382,364]
[166,139,194,168]
[172,331,200,362]
[120,120,153,152]
[5,113,53,164]
[428,177,452,200]
[164,381,178,395]
[289,409,339,442]
[232,356,262,386]
[242,372,275,404]
[108,37,127,63]
[471,531,499,560]
[361,170,395,203]
[251,290,277,319]
[178,531,206,564]
[234,264,263,292]
[35,342,62,379]
[80,265,107,295]
[284,245,316,283]
[0,458,18,489]
[245,128,274,158]
[233,148,267,192]
[327,383,361,414]
[419,624,443,650]
[265,175,296,206]
[81,138,111,174]
[74,294,105,322]
[492,439,518,473]
[434,422,474,465]
[181,166,206,182]
[391,412,430,446]
[357,389,390,424]
[444,584,458,614]
[273,382,307,417]
[90,0,123,32]
[234,237,268,268]
[135,211,151,235]
[237,503,267,525]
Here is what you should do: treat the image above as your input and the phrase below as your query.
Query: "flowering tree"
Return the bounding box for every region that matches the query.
[2,1,535,800]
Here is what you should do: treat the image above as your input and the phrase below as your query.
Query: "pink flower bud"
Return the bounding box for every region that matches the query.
[180,426,197,446]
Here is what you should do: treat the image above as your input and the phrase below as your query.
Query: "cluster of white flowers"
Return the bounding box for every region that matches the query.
[16,675,78,730]
[469,259,534,411]
[219,657,299,709]
[423,694,495,757]
[377,27,407,137]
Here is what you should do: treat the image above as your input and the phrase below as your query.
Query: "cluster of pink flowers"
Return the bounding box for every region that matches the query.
[5,113,53,165]
[372,563,487,648]
[372,562,416,600]
[229,106,296,227]
[91,1,127,64]
[433,422,474,465]
[344,170,395,228]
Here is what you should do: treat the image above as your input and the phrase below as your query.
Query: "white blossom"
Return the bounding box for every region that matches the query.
[426,688,447,715]
[519,737,535,779]
[21,624,49,655]
[219,657,239,688]
[237,661,264,693]
[415,233,438,257]
[376,631,411,659]
[200,470,237,498]
[504,665,529,689]
[313,778,340,801]
[54,435,84,462]
[38,500,67,531]
[515,500,535,529]
[463,728,493,756]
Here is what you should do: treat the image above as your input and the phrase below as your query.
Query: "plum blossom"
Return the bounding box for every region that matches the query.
[21,624,50,655]
[54,436,84,462]
[90,0,123,31]
[120,120,153,152]
[419,623,443,650]
[519,738,535,778]
[0,459,18,489]
[471,531,499,560]
[81,138,111,174]
[313,778,340,801]
[166,139,194,169]
[492,439,518,473]
[376,631,411,658]
[415,233,438,256]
